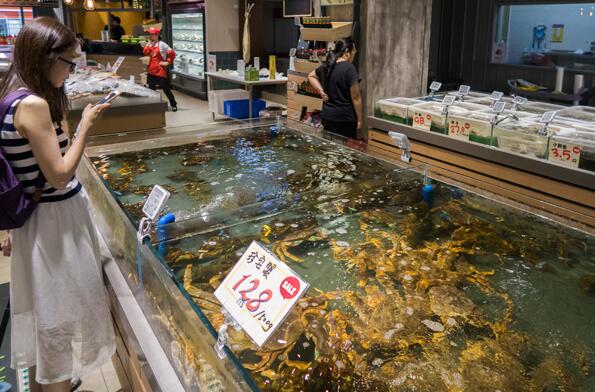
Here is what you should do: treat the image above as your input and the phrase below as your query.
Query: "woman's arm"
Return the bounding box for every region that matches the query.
[308,70,329,102]
[14,96,109,190]
[350,83,363,130]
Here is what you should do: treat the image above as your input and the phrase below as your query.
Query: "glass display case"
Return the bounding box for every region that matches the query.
[171,12,205,79]
[81,118,595,391]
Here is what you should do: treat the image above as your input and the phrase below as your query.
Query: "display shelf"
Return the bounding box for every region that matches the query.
[294,93,323,110]
[175,48,203,55]
[173,69,204,80]
[172,28,204,32]
[172,39,204,44]
[368,115,595,194]
[294,59,320,74]
[300,22,352,41]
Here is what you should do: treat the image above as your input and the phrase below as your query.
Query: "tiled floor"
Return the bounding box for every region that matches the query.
[0,91,213,391]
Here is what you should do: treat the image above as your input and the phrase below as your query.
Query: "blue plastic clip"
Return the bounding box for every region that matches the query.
[157,213,176,257]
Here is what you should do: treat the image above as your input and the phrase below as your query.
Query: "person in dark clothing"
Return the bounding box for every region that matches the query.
[104,16,125,42]
[308,37,362,139]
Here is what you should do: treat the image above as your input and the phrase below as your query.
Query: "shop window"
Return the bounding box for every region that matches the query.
[492,2,595,71]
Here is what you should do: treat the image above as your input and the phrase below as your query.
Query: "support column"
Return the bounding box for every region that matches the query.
[360,0,433,136]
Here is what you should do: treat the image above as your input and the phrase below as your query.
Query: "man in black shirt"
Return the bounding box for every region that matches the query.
[104,16,126,42]
[308,38,362,139]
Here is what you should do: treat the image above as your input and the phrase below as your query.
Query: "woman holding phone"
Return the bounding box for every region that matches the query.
[0,18,115,391]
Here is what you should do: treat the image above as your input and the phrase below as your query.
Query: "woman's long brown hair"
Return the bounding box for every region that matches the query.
[0,17,77,123]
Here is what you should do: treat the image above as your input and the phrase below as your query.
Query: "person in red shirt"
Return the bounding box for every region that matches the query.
[142,27,177,111]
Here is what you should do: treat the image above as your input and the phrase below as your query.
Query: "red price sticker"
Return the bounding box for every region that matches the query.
[214,241,309,347]
[448,119,471,140]
[548,141,582,168]
[412,111,432,131]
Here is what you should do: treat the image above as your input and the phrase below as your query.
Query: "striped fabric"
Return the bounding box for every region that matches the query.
[0,97,81,203]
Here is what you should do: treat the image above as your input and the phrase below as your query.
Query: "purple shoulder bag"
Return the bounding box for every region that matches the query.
[0,90,46,230]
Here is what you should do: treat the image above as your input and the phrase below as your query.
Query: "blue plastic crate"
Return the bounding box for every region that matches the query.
[223,99,266,119]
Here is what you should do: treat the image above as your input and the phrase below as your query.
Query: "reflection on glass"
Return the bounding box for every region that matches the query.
[492,3,595,71]
[172,12,205,78]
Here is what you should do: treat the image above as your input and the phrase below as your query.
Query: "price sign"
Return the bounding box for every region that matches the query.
[490,91,504,101]
[548,141,582,168]
[442,95,456,106]
[214,241,309,347]
[492,101,506,114]
[458,85,471,96]
[448,119,471,140]
[540,111,557,124]
[412,111,432,131]
[513,96,527,106]
[142,185,170,221]
[429,81,442,92]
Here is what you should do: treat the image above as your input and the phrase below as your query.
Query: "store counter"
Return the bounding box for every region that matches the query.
[67,69,167,135]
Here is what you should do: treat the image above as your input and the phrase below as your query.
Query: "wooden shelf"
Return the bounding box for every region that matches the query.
[294,59,321,74]
[300,22,352,42]
[295,94,323,111]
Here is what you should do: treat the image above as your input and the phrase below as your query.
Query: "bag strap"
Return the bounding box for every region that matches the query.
[0,89,46,202]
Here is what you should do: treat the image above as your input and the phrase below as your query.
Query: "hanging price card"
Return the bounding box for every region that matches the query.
[448,119,471,140]
[412,111,432,131]
[548,141,582,168]
[214,241,309,347]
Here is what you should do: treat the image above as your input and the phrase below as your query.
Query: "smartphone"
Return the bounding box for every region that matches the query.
[95,90,121,106]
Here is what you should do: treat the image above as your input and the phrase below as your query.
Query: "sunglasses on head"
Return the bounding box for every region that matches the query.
[58,56,77,73]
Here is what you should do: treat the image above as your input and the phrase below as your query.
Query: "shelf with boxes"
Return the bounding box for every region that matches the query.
[368,86,595,227]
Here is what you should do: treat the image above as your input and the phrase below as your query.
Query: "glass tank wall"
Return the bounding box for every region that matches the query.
[81,119,595,391]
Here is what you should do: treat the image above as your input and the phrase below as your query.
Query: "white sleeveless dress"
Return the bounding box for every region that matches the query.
[0,95,115,384]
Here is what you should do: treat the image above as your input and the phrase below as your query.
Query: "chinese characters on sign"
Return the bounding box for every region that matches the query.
[548,141,581,168]
[214,241,309,347]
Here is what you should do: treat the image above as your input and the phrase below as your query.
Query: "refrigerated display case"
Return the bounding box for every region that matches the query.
[167,1,207,99]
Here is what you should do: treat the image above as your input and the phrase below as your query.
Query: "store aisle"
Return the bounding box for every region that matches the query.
[165,91,213,128]
[0,232,121,391]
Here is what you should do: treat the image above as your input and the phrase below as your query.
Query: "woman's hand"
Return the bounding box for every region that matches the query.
[2,232,11,257]
[160,61,170,67]
[357,120,362,130]
[81,103,110,130]
[320,90,329,102]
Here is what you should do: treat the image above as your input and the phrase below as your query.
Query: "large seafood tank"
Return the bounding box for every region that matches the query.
[80,119,595,391]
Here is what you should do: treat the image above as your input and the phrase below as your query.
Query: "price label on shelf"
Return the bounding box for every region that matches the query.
[548,141,581,168]
[214,241,309,347]
[448,119,471,140]
[412,111,432,131]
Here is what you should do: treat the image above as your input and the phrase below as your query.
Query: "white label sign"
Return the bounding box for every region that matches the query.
[429,81,442,92]
[540,111,556,124]
[448,118,471,140]
[207,54,217,72]
[142,185,170,221]
[214,241,309,347]
[548,141,581,168]
[490,91,504,101]
[492,101,506,114]
[458,85,471,96]
[412,111,432,131]
[111,56,126,74]
[513,96,527,106]
[442,95,456,106]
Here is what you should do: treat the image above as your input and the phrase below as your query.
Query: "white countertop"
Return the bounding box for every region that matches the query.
[205,71,287,86]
